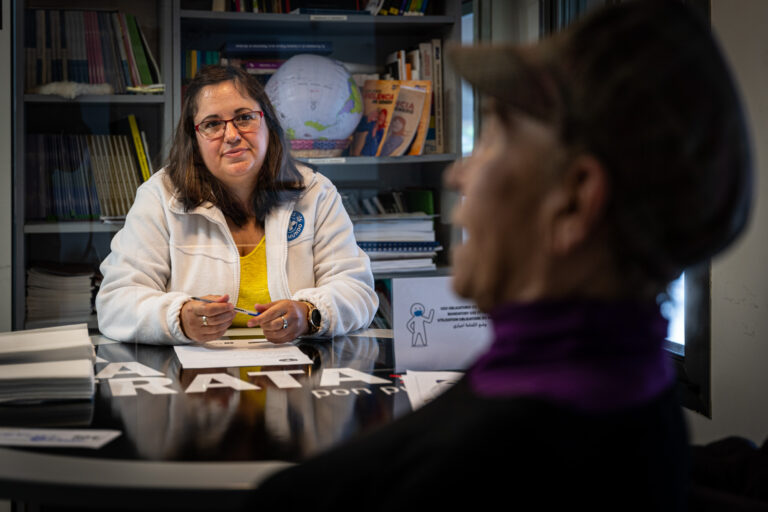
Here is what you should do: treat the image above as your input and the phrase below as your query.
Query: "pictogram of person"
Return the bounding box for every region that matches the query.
[406,302,434,347]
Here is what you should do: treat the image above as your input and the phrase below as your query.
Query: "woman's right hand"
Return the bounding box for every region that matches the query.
[180,294,236,343]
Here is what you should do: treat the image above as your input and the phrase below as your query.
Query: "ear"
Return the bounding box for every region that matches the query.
[547,154,609,255]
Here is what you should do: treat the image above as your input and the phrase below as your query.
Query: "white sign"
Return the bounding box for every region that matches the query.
[393,276,492,371]
[402,370,463,410]
[0,427,121,449]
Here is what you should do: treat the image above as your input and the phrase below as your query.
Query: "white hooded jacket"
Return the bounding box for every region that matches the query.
[96,165,378,344]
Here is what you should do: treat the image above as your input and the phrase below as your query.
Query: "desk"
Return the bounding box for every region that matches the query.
[0,331,414,511]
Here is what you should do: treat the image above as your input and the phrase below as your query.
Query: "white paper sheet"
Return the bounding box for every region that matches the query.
[393,276,492,371]
[173,342,312,369]
[402,370,463,410]
[0,427,121,449]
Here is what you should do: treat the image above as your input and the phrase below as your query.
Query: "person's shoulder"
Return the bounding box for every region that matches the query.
[134,168,177,207]
[141,168,173,193]
[296,163,336,194]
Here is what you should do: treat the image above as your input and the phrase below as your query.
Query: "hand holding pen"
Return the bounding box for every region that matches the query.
[180,294,237,343]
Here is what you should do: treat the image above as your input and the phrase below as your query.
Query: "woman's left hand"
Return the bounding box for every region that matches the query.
[247,300,309,344]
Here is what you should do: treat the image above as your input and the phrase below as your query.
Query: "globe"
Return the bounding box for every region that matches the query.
[265,54,364,152]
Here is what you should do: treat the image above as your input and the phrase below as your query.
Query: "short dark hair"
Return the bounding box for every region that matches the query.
[165,65,304,226]
[450,0,752,292]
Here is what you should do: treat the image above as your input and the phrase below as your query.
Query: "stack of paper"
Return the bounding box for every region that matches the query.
[0,324,95,403]
[26,265,97,326]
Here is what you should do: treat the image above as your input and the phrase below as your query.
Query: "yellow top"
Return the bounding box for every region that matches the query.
[232,236,272,327]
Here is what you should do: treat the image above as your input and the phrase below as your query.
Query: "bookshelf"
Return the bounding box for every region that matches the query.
[12,0,174,330]
[11,0,464,331]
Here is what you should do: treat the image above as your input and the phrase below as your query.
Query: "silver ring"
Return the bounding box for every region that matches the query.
[281,315,288,330]
[202,315,208,327]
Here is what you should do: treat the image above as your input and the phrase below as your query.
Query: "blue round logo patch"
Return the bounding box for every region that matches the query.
[287,211,305,241]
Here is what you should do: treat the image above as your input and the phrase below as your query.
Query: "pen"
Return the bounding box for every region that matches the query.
[191,297,261,317]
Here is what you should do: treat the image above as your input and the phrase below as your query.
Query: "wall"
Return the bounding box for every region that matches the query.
[0,0,13,332]
[685,0,768,446]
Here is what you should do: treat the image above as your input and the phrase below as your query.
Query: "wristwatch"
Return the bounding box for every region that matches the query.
[302,301,322,334]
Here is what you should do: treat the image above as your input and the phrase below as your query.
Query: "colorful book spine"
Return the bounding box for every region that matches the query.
[125,13,152,85]
[126,115,151,181]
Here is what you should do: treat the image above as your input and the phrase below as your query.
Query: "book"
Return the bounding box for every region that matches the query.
[66,10,86,84]
[125,13,153,85]
[110,12,133,89]
[111,115,152,182]
[378,85,427,157]
[97,11,124,93]
[0,323,94,366]
[350,80,400,156]
[406,48,421,80]
[117,12,141,87]
[371,258,436,273]
[0,324,94,403]
[0,359,95,403]
[35,10,46,85]
[135,14,162,84]
[431,37,444,153]
[221,41,333,56]
[400,80,432,155]
[355,231,435,242]
[364,0,387,14]
[357,240,442,251]
[289,8,371,15]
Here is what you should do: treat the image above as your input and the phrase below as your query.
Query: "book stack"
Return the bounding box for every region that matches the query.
[24,8,162,94]
[26,265,99,328]
[26,114,152,222]
[0,324,95,404]
[353,213,441,273]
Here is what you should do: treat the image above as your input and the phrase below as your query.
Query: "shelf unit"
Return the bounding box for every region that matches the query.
[12,0,174,330]
[11,0,464,330]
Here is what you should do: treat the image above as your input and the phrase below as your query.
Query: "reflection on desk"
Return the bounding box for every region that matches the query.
[0,334,418,511]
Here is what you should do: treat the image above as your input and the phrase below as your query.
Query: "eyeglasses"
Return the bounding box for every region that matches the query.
[194,110,264,140]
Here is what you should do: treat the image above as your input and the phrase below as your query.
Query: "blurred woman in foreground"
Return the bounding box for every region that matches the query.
[253,1,752,508]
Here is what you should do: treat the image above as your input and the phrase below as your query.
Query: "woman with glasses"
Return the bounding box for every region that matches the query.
[96,65,377,344]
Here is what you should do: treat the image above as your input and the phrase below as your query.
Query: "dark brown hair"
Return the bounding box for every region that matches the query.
[165,65,304,226]
[451,0,752,294]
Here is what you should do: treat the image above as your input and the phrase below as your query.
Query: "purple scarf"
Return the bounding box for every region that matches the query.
[467,300,676,412]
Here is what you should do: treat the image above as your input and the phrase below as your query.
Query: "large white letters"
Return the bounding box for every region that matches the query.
[96,362,164,379]
[319,368,391,387]
[246,370,304,388]
[108,377,177,396]
[185,373,260,393]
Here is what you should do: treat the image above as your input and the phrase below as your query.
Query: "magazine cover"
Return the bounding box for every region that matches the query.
[399,80,432,155]
[350,80,400,156]
[378,85,427,157]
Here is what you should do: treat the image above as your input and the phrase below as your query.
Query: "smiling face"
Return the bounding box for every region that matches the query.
[446,111,565,310]
[193,81,270,201]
